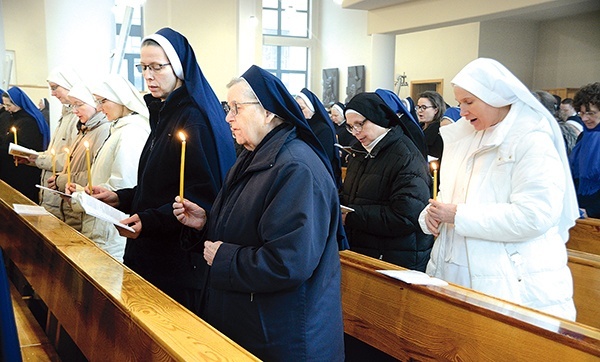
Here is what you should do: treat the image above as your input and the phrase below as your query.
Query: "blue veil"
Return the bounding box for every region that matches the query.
[372,90,428,160]
[241,65,349,250]
[6,87,50,149]
[300,88,342,188]
[147,28,236,183]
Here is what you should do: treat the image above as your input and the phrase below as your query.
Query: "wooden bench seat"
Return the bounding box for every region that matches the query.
[9,281,60,361]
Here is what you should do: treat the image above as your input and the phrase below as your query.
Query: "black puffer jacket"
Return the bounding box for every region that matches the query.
[341,126,434,271]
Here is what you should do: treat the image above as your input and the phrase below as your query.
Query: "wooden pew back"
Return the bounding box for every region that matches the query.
[0,181,258,361]
[568,249,600,328]
[341,250,600,361]
[568,218,600,255]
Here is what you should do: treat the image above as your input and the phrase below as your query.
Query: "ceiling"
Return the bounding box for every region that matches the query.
[343,0,600,21]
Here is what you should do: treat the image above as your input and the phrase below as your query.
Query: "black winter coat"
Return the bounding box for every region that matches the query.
[340,126,434,271]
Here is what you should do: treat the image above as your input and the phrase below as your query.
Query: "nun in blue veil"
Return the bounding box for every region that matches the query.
[173,65,346,361]
[296,88,342,188]
[375,88,428,160]
[1,87,48,202]
[93,27,236,313]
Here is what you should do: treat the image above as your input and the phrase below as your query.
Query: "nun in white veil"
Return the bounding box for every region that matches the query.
[419,58,578,320]
[68,74,150,261]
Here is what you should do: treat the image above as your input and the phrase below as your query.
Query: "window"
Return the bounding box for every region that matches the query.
[262,0,309,38]
[113,3,144,90]
[262,0,311,94]
[262,45,308,93]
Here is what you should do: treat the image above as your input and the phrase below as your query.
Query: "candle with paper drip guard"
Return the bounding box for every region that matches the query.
[64,147,71,185]
[431,161,438,200]
[179,131,186,201]
[84,141,93,194]
[11,126,17,166]
[51,148,56,175]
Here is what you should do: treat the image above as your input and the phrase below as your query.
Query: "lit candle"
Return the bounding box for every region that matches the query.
[64,147,71,185]
[51,148,56,175]
[431,161,438,200]
[179,131,186,201]
[84,141,93,194]
[11,126,17,166]
[10,126,17,145]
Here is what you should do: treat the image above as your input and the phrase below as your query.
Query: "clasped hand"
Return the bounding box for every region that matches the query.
[424,199,457,237]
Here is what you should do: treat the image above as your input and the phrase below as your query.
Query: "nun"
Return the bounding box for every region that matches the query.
[419,58,579,320]
[341,92,433,271]
[1,87,50,202]
[91,27,236,312]
[295,88,342,188]
[375,88,428,160]
[68,74,150,262]
[48,83,111,231]
[31,66,83,219]
[173,65,347,361]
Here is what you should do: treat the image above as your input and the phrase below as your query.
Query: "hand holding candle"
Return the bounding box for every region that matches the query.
[51,148,56,175]
[179,131,186,201]
[431,161,438,200]
[64,147,71,185]
[84,141,93,194]
[11,126,17,166]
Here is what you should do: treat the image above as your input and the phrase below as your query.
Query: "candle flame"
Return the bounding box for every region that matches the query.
[64,147,70,154]
[10,126,16,133]
[178,131,186,142]
[84,140,90,148]
[51,148,55,155]
[431,161,438,171]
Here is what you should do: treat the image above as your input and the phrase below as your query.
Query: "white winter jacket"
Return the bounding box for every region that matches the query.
[419,102,576,320]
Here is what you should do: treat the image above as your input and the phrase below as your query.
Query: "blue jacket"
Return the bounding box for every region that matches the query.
[204,125,344,361]
[116,86,227,292]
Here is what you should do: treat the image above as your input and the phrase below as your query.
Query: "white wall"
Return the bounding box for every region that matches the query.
[318,0,371,103]
[534,10,600,89]
[395,23,480,103]
[478,19,539,87]
[144,0,239,101]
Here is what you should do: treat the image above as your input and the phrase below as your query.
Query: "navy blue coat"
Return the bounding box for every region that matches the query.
[116,86,226,297]
[204,125,344,361]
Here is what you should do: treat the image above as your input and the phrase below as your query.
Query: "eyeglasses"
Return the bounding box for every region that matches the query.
[95,98,108,105]
[72,102,86,109]
[415,105,436,112]
[578,110,599,117]
[346,119,367,134]
[49,85,60,91]
[224,101,260,116]
[135,63,172,73]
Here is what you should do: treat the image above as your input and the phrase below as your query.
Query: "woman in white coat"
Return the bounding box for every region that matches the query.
[419,58,579,320]
[68,75,150,261]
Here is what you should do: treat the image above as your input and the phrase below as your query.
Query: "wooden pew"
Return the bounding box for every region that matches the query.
[0,180,258,361]
[341,250,600,361]
[568,249,600,329]
[9,281,60,361]
[568,218,600,255]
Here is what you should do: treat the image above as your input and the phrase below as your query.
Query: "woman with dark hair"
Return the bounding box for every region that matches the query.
[1,87,50,202]
[417,90,449,159]
[341,92,433,271]
[569,82,600,218]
